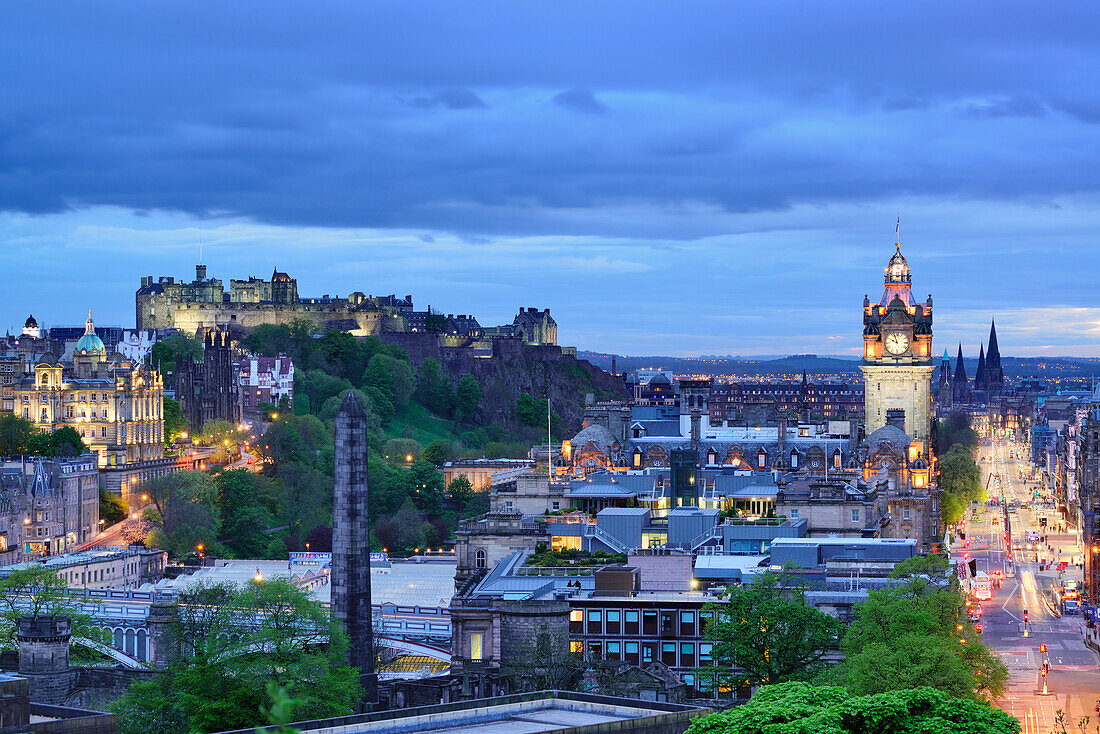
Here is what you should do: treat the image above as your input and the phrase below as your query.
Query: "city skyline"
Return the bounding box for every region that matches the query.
[3,2,1099,356]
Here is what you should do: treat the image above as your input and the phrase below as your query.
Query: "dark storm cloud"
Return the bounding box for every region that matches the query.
[407,89,489,109]
[551,88,608,114]
[3,1,1100,238]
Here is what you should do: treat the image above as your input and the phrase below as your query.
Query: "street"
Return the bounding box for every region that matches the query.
[953,435,1099,733]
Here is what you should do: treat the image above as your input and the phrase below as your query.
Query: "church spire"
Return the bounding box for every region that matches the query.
[953,344,967,383]
[975,344,986,392]
[984,318,1004,395]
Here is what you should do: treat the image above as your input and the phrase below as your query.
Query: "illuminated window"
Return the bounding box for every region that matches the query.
[470,633,483,662]
[570,640,584,653]
[569,609,583,623]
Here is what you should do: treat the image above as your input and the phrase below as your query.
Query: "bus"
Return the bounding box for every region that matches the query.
[972,571,993,601]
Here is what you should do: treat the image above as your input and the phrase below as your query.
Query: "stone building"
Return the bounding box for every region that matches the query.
[136,264,407,335]
[0,454,99,559]
[11,313,165,470]
[175,327,240,432]
[237,354,294,423]
[775,476,887,538]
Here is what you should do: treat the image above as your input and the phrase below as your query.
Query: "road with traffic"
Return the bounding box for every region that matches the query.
[953,435,1098,733]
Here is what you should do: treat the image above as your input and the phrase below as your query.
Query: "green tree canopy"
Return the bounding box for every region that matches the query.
[0,414,34,455]
[940,443,984,525]
[100,489,129,526]
[111,579,360,734]
[455,375,482,423]
[162,397,187,441]
[149,332,203,377]
[841,576,1007,700]
[701,572,840,690]
[0,566,111,657]
[686,682,1020,734]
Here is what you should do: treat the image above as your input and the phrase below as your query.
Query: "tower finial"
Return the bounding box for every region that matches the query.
[895,214,901,246]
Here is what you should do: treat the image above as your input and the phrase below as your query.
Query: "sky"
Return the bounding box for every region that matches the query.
[3,2,1100,357]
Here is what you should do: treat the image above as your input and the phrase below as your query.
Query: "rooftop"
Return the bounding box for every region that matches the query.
[213,690,709,734]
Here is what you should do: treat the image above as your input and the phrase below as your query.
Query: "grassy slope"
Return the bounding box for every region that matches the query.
[382,402,456,445]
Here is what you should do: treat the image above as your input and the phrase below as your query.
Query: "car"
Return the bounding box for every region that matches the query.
[1012,543,1021,550]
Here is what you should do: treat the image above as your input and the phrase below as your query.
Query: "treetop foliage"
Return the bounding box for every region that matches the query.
[686,682,1020,734]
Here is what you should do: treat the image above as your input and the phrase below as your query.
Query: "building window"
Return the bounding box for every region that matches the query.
[474,549,486,569]
[642,644,654,663]
[569,640,583,653]
[606,641,621,660]
[470,633,483,662]
[624,610,639,635]
[851,509,860,523]
[661,642,677,665]
[606,609,621,634]
[551,501,559,510]
[587,641,602,659]
[642,610,658,635]
[903,506,911,520]
[587,609,602,634]
[790,451,799,468]
[680,610,696,636]
[624,641,639,663]
[680,642,696,667]
[700,643,713,663]
[789,509,799,519]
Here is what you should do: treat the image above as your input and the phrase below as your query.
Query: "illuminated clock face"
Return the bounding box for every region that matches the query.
[885,332,909,355]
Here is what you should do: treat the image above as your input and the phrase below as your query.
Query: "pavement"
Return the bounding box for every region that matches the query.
[952,436,1100,733]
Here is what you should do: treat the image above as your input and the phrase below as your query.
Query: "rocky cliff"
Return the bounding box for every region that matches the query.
[378,333,627,433]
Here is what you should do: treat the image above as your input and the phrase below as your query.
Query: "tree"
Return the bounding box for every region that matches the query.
[940,443,984,525]
[515,393,547,427]
[362,354,415,410]
[0,414,33,455]
[502,624,582,692]
[242,324,294,358]
[50,426,87,456]
[100,489,129,526]
[455,375,482,423]
[700,572,840,690]
[0,566,111,654]
[145,471,220,558]
[420,439,452,466]
[112,579,360,734]
[149,332,203,378]
[162,398,187,441]
[685,682,1020,734]
[841,576,1008,700]
[415,359,454,416]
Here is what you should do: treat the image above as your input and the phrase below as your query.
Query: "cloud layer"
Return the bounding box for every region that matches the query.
[1,2,1098,355]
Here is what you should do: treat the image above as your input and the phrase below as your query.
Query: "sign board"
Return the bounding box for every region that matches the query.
[288,551,388,575]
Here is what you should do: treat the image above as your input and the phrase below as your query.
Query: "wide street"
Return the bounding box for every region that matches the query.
[953,435,1099,733]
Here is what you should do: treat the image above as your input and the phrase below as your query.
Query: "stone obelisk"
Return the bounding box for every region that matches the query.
[332,391,376,705]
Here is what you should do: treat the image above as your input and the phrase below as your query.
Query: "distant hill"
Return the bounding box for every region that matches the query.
[579,352,861,378]
[581,351,1100,382]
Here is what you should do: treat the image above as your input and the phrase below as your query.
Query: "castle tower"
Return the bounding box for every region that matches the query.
[860,238,935,457]
[952,344,970,404]
[332,392,376,705]
[985,319,1004,396]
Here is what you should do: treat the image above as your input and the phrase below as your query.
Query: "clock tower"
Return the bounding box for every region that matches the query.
[860,240,935,456]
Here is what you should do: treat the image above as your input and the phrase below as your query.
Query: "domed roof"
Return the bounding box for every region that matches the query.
[571,423,619,453]
[864,423,911,453]
[24,315,36,328]
[886,243,911,283]
[649,373,671,385]
[74,311,105,355]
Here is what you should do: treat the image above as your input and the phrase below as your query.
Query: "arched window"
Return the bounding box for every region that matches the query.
[757,449,767,468]
[706,448,716,465]
[137,630,147,661]
[113,628,124,650]
[475,548,487,569]
[39,373,48,386]
[790,450,799,469]
[125,629,136,656]
[833,450,842,468]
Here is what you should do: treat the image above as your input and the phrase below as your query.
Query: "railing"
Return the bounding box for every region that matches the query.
[583,524,630,554]
[687,526,722,552]
[516,566,597,577]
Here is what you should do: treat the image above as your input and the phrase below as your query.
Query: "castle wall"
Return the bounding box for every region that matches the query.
[136,295,400,336]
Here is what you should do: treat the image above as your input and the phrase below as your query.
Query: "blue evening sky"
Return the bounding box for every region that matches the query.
[2,2,1098,357]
